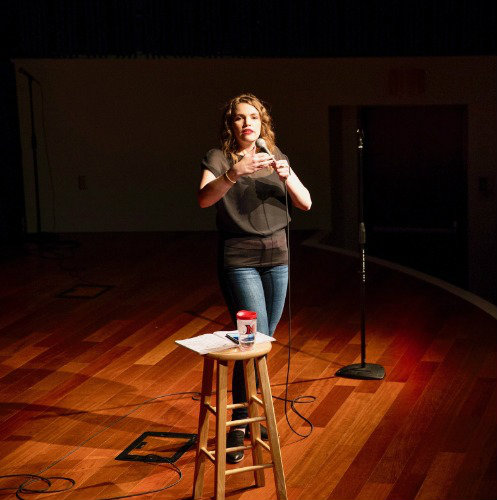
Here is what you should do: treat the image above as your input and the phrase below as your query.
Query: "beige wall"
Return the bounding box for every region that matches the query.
[14,57,497,300]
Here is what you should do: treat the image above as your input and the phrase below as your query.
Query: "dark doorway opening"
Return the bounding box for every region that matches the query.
[0,61,25,257]
[361,105,468,288]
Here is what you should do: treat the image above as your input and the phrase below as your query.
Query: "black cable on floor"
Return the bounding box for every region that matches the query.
[0,391,198,499]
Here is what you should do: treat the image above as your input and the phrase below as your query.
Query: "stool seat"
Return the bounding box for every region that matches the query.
[192,341,287,500]
[205,341,272,361]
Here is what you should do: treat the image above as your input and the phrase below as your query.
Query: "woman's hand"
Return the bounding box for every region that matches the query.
[230,152,274,180]
[274,160,290,181]
[277,161,313,211]
[198,151,275,208]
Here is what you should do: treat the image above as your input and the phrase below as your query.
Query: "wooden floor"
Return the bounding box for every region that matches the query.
[0,232,496,500]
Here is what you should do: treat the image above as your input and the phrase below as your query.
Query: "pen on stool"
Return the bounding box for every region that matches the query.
[225,334,239,345]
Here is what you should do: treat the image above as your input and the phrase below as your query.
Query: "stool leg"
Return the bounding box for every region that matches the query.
[256,355,287,500]
[215,360,228,500]
[244,358,265,487]
[193,357,214,500]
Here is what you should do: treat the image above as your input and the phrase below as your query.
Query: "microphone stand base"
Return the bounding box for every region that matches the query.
[335,363,385,380]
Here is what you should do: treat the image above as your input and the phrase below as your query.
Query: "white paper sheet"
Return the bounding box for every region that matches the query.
[175,330,275,355]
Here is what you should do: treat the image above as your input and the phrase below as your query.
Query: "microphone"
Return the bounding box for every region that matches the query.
[256,138,271,156]
[256,137,282,179]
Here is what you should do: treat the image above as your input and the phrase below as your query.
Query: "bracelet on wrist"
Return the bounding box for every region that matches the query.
[224,171,236,184]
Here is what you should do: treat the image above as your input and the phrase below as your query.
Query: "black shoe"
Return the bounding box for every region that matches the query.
[246,424,268,440]
[226,429,245,464]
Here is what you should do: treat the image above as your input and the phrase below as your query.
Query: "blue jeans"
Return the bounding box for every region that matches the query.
[218,265,288,422]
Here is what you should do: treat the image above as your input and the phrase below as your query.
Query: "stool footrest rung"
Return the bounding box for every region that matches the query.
[226,444,252,453]
[210,444,252,455]
[205,402,248,415]
[251,395,264,406]
[227,402,248,410]
[256,437,271,452]
[226,416,265,427]
[225,462,274,476]
[200,447,215,463]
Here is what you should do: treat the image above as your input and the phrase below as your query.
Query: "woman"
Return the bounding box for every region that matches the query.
[198,93,311,463]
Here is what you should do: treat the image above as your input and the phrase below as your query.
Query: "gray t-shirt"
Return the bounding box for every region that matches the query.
[201,147,290,267]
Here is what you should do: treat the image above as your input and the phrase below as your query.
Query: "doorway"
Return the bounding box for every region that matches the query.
[360,105,468,287]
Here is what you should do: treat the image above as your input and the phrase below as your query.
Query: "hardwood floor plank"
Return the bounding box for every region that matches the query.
[355,481,394,500]
[446,381,497,500]
[134,306,225,365]
[414,452,465,500]
[329,360,438,500]
[306,385,355,428]
[384,338,493,500]
[475,445,497,500]
[442,377,497,453]
[291,382,403,497]
[370,339,473,485]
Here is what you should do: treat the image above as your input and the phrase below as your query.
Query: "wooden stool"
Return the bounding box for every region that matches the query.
[192,342,287,500]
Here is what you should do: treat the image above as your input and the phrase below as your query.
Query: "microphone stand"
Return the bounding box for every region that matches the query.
[20,68,42,235]
[335,128,385,380]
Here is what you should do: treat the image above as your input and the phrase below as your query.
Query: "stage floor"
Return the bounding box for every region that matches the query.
[1,232,496,499]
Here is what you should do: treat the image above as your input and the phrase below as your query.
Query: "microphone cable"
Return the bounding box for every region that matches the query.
[278,172,316,439]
